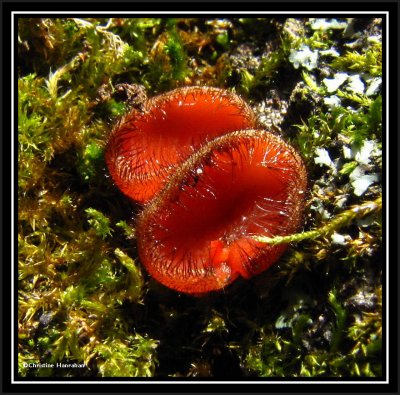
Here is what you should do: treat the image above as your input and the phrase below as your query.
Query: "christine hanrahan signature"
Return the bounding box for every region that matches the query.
[23,362,87,369]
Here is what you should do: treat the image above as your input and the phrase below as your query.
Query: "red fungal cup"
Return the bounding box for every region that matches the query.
[136,130,307,295]
[105,86,256,203]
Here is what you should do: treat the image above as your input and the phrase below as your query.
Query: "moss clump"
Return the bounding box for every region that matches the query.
[95,334,158,377]
[18,18,158,378]
[331,41,382,77]
[85,208,113,239]
[243,287,382,377]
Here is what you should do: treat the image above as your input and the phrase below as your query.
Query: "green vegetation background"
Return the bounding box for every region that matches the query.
[18,17,382,378]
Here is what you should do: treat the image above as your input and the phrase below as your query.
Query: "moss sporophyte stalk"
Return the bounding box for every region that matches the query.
[18,17,382,378]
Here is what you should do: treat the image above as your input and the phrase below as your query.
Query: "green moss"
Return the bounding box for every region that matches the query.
[294,94,382,161]
[256,197,381,246]
[115,220,136,239]
[114,248,144,303]
[247,49,285,93]
[331,42,382,76]
[95,334,158,377]
[164,20,189,81]
[203,311,228,334]
[243,284,381,377]
[294,112,334,161]
[105,98,127,117]
[77,142,104,182]
[85,208,113,239]
[328,290,347,353]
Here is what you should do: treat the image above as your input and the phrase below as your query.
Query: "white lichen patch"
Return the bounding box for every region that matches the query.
[365,77,382,96]
[331,232,350,246]
[346,75,365,95]
[314,148,335,170]
[323,72,348,93]
[349,166,379,196]
[354,140,377,166]
[324,95,341,109]
[342,145,353,160]
[289,44,319,71]
[310,19,348,31]
[320,48,340,57]
[367,35,382,44]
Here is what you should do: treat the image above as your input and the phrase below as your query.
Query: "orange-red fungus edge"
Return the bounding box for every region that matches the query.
[105,86,257,203]
[136,129,307,295]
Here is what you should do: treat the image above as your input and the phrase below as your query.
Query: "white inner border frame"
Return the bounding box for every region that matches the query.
[11,11,389,385]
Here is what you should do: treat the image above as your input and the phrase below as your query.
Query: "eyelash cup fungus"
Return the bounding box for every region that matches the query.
[106,87,307,295]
